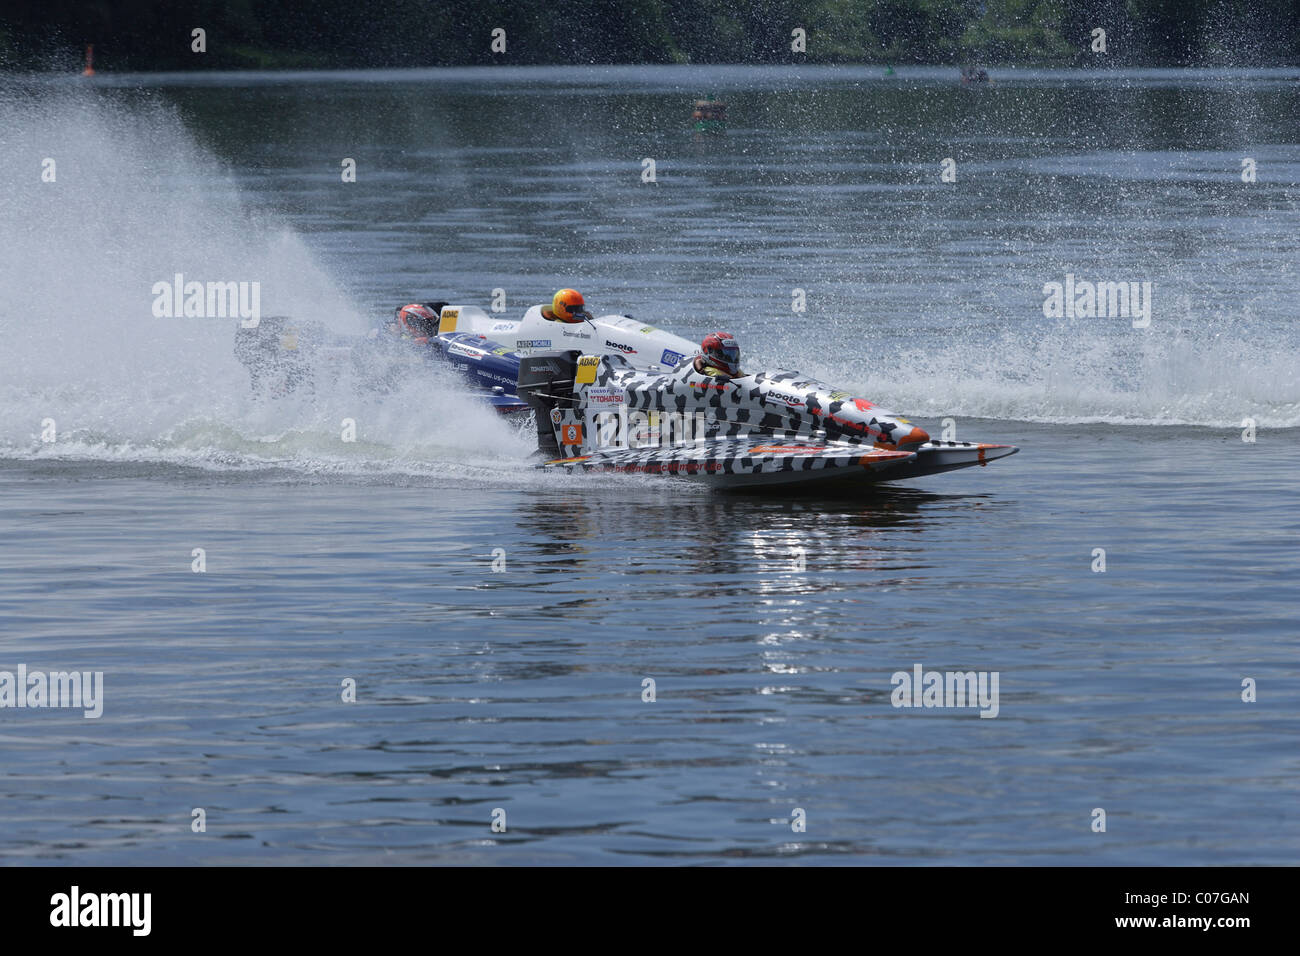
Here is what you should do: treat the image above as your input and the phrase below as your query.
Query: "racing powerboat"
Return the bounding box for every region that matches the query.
[232,301,699,416]
[234,300,1019,490]
[433,302,698,369]
[233,311,530,413]
[518,351,1018,489]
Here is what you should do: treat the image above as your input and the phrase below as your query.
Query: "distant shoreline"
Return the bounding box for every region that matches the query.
[4,0,1299,75]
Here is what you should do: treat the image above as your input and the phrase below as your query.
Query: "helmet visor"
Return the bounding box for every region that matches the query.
[714,343,740,369]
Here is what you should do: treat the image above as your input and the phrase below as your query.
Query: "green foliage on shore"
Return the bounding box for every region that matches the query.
[2,0,1297,71]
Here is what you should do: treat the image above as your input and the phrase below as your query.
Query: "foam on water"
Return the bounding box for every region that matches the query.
[776,314,1300,429]
[0,86,533,478]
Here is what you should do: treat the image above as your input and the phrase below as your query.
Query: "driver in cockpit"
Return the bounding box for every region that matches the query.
[541,288,594,324]
[691,331,743,379]
[382,303,445,344]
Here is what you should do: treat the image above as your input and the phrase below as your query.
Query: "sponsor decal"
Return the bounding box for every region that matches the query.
[639,326,656,334]
[439,308,460,331]
[491,346,513,356]
[575,355,600,384]
[854,398,876,411]
[586,387,625,405]
[562,329,592,338]
[446,343,482,359]
[516,339,552,349]
[829,390,852,401]
[763,389,805,409]
[605,340,637,355]
[828,413,871,433]
[561,423,584,446]
[616,461,723,474]
[490,322,515,333]
[750,444,829,454]
[549,408,562,424]
[660,349,684,366]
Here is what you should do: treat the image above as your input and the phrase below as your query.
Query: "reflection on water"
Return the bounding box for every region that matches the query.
[512,485,963,596]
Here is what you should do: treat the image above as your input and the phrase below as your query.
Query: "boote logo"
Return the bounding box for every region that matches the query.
[763,388,805,409]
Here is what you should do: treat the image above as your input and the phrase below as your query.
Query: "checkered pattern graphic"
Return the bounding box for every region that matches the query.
[535,355,1018,484]
[586,356,916,447]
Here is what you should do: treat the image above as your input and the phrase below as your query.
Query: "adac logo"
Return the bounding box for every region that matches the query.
[605,340,637,354]
[575,353,601,384]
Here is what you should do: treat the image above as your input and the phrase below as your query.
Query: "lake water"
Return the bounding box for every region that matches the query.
[1,65,1297,864]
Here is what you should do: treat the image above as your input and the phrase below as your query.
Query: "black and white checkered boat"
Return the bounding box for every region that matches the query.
[519,351,1018,490]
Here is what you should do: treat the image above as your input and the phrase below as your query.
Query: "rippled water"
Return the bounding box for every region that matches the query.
[1,66,1297,864]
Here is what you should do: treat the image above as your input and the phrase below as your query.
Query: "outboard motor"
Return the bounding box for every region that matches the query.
[518,351,581,458]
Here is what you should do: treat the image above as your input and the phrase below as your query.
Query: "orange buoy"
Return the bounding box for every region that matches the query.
[81,44,95,76]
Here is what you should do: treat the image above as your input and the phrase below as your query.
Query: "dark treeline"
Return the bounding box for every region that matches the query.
[2,0,1298,71]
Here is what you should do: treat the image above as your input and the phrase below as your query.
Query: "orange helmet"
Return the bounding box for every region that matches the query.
[549,288,592,323]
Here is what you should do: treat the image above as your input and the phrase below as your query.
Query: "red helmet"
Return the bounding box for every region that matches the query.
[396,303,438,340]
[700,331,741,376]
